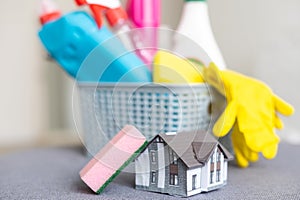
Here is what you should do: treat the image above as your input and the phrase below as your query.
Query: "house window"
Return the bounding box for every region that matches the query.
[210,161,214,172]
[216,150,221,182]
[169,148,178,164]
[216,171,221,182]
[169,148,179,186]
[170,175,174,185]
[217,150,221,162]
[155,137,164,143]
[210,172,214,184]
[169,164,178,186]
[192,175,197,190]
[174,175,178,185]
[211,154,214,164]
[210,155,215,184]
[173,154,178,164]
[170,174,178,186]
[151,171,156,183]
[150,151,156,163]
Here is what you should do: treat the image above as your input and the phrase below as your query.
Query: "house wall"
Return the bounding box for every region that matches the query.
[163,146,187,197]
[186,168,202,196]
[135,138,187,197]
[201,146,227,192]
[223,161,228,183]
[201,163,210,191]
[135,148,150,188]
[157,142,165,189]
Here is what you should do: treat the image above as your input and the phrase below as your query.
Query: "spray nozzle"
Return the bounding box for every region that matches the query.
[39,0,61,25]
[74,0,122,28]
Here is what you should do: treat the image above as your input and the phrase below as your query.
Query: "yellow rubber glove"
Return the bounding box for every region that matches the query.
[153,50,204,83]
[204,63,294,167]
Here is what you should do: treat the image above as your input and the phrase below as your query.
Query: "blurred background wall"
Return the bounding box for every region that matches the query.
[0,0,299,149]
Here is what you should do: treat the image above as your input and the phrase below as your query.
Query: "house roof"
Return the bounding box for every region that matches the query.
[158,130,234,168]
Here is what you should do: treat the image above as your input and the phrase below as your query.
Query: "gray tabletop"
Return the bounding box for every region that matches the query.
[1,143,300,200]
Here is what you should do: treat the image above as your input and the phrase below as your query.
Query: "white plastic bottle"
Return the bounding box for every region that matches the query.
[173,0,227,70]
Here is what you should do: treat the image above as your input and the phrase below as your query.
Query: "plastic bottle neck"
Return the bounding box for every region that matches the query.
[182,0,208,16]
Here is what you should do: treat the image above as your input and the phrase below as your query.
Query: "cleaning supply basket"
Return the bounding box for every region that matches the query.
[77,82,224,155]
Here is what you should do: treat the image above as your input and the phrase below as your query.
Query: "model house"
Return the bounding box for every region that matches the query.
[135,130,233,197]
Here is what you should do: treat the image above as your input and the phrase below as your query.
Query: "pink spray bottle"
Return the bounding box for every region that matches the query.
[126,0,161,69]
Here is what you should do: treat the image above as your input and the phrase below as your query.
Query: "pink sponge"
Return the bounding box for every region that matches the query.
[80,125,147,194]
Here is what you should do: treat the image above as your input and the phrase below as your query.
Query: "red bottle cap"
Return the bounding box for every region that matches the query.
[75,0,87,6]
[105,7,128,27]
[40,11,61,25]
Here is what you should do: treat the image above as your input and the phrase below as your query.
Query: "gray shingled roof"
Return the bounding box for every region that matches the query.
[158,130,233,168]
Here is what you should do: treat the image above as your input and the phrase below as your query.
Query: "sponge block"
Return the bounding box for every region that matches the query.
[80,125,148,194]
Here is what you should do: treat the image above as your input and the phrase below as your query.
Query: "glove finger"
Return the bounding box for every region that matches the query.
[203,63,219,86]
[274,114,284,130]
[232,124,260,163]
[246,150,259,162]
[262,143,278,159]
[213,101,237,137]
[273,95,294,116]
[243,128,280,153]
[231,124,250,168]
[203,63,226,96]
[234,147,249,168]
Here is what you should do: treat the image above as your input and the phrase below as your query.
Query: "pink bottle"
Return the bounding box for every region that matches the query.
[127,0,160,28]
[126,0,161,68]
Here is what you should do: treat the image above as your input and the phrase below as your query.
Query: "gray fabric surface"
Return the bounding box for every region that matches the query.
[0,143,299,200]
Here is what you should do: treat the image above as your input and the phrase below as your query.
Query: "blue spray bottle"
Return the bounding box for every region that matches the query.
[38,1,151,82]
